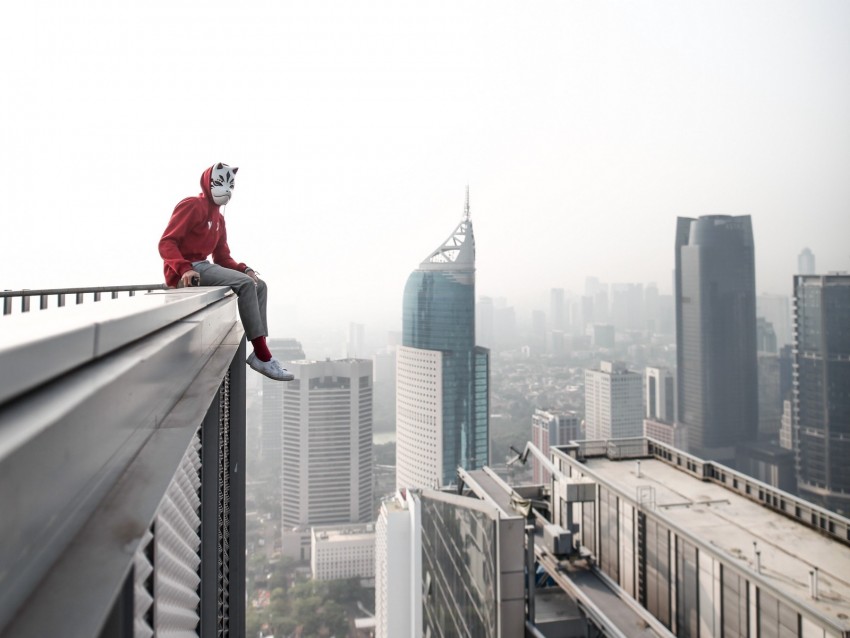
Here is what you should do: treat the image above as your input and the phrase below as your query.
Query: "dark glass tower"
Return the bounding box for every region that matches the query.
[793,275,850,515]
[675,215,758,462]
[398,195,489,488]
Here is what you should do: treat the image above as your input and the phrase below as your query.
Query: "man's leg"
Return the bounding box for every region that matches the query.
[256,278,269,337]
[192,262,266,340]
[191,262,291,381]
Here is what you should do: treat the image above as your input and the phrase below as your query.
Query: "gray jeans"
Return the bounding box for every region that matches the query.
[192,261,268,340]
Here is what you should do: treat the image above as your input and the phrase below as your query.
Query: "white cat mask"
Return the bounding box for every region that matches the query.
[210,163,238,206]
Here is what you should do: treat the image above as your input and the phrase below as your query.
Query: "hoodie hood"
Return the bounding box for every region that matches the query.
[200,166,214,202]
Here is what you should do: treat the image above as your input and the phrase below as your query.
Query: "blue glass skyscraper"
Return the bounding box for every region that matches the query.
[396,194,489,489]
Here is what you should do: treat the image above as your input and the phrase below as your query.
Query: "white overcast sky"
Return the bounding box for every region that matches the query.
[2,1,849,343]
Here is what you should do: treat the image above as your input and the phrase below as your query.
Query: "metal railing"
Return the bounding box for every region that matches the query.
[1,284,165,315]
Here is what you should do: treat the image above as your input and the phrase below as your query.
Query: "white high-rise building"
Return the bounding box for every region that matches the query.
[530,409,580,483]
[585,361,642,440]
[643,366,686,449]
[644,366,674,422]
[281,359,373,533]
[375,490,422,638]
[396,346,443,490]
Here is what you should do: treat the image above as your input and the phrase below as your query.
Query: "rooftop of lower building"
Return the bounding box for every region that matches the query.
[556,439,850,631]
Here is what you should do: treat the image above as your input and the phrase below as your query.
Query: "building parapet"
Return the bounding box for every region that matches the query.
[0,286,246,637]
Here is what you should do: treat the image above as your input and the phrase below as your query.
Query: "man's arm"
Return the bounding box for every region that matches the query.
[212,221,249,274]
[159,198,202,279]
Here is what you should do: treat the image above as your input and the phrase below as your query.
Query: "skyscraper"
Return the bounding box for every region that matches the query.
[396,193,489,489]
[793,274,850,515]
[281,358,373,532]
[675,215,758,463]
[798,247,816,275]
[584,361,643,440]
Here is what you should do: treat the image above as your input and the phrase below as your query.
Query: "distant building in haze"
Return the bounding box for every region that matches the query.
[610,283,644,333]
[593,323,615,349]
[798,247,816,275]
[550,288,566,333]
[530,409,580,483]
[396,192,489,489]
[585,361,642,440]
[756,317,778,354]
[645,366,675,422]
[757,294,792,348]
[675,215,758,464]
[793,274,850,515]
[260,338,305,482]
[530,309,546,354]
[347,322,365,358]
[643,366,686,449]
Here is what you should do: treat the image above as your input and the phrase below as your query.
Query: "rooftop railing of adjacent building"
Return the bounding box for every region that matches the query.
[0,285,246,638]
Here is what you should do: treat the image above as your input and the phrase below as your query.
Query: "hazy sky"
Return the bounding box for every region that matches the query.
[3,1,849,345]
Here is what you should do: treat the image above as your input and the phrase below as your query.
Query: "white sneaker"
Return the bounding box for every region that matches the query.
[246,352,294,381]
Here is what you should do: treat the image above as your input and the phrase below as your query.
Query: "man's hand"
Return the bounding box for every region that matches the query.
[180,269,201,287]
[246,268,260,285]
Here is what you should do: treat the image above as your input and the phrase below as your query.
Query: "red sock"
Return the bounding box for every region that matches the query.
[251,336,272,362]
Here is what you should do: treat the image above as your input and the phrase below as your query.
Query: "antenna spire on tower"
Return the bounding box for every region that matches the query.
[464,185,470,221]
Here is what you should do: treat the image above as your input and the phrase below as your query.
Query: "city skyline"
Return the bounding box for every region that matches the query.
[2,2,849,344]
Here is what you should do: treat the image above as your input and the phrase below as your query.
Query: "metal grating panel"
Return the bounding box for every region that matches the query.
[134,529,155,638]
[154,431,203,637]
[217,370,231,636]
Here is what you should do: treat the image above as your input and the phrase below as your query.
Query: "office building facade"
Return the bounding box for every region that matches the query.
[675,215,758,462]
[281,358,373,530]
[419,486,525,638]
[551,439,850,638]
[585,361,643,440]
[396,198,489,489]
[794,274,850,515]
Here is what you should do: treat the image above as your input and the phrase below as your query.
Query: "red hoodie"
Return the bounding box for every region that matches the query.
[159,165,248,287]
